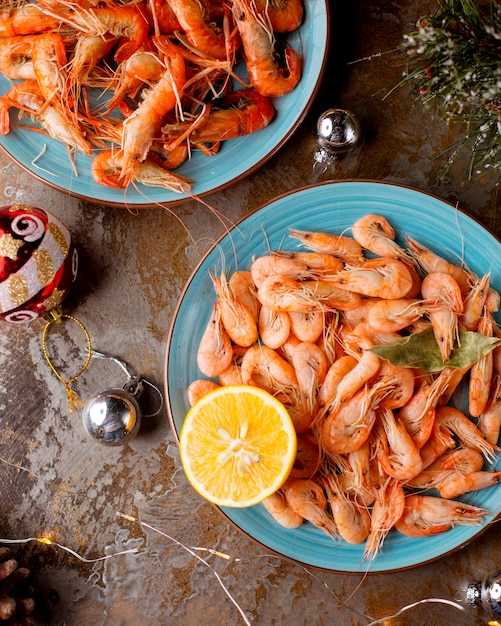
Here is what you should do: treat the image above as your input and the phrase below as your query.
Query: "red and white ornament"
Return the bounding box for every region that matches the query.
[0,204,77,323]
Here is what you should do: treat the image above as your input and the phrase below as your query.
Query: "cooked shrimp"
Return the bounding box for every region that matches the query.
[232,0,301,97]
[284,479,338,538]
[120,38,186,185]
[258,305,290,349]
[398,368,454,449]
[437,469,501,499]
[460,273,490,331]
[187,378,220,405]
[211,271,258,347]
[363,478,405,561]
[218,361,244,385]
[421,271,463,362]
[254,0,303,32]
[433,405,498,462]
[395,494,486,537]
[406,236,471,296]
[344,441,375,506]
[168,0,235,60]
[326,350,381,414]
[375,408,422,481]
[289,228,363,264]
[90,149,192,193]
[289,310,324,343]
[0,4,60,37]
[322,472,371,544]
[321,381,389,455]
[163,89,276,145]
[316,355,358,416]
[351,214,412,261]
[0,79,92,153]
[328,257,414,300]
[406,447,485,490]
[250,254,320,289]
[272,250,344,277]
[256,275,361,313]
[0,34,38,80]
[376,362,415,410]
[478,372,501,445]
[262,489,303,529]
[366,298,427,333]
[316,311,340,367]
[288,341,327,413]
[469,310,494,417]
[196,302,234,377]
[240,344,298,392]
[31,32,68,102]
[229,270,260,322]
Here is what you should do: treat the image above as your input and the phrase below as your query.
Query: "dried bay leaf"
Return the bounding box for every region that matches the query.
[369,327,501,372]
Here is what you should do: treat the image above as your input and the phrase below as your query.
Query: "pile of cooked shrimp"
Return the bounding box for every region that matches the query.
[0,0,303,191]
[187,213,501,561]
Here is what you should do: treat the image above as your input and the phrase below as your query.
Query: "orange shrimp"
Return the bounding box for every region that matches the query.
[363,478,405,561]
[229,270,260,323]
[253,0,303,33]
[289,310,324,343]
[316,355,358,416]
[478,372,501,445]
[163,89,276,145]
[90,149,192,193]
[366,298,427,333]
[376,362,415,410]
[210,271,258,347]
[262,489,303,529]
[406,447,485,490]
[322,472,371,544]
[258,305,290,349]
[375,408,423,481]
[288,341,327,414]
[257,275,361,313]
[469,310,494,417]
[321,381,389,455]
[119,38,186,186]
[187,378,220,405]
[0,79,92,154]
[326,350,381,414]
[395,494,485,538]
[460,273,490,331]
[433,405,499,462]
[284,479,338,538]
[46,2,150,63]
[250,253,320,288]
[232,0,301,97]
[167,0,236,61]
[421,271,463,362]
[328,257,414,300]
[69,34,118,87]
[196,302,233,378]
[0,4,60,37]
[272,250,345,277]
[406,236,471,296]
[437,469,501,499]
[289,228,363,264]
[344,441,375,506]
[240,344,298,391]
[351,214,412,262]
[31,32,69,103]
[218,360,244,386]
[0,34,39,80]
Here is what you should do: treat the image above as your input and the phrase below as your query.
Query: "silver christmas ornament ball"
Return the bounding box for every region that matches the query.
[316,108,362,154]
[83,388,141,445]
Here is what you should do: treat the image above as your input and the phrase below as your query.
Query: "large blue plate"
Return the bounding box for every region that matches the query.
[0,2,328,207]
[165,181,501,573]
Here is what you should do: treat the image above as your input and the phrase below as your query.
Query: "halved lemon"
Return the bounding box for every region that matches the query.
[179,385,297,508]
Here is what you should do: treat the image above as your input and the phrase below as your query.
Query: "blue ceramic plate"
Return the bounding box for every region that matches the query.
[165,181,501,573]
[0,2,328,207]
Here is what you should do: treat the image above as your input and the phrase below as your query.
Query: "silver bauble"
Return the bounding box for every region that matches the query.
[316,108,362,155]
[82,388,141,445]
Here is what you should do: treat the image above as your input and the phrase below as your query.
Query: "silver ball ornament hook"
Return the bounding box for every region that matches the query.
[82,351,163,446]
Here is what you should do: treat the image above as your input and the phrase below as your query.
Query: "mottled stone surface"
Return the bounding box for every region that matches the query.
[0,0,499,624]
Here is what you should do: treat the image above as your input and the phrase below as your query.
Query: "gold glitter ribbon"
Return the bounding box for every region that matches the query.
[41,309,92,413]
